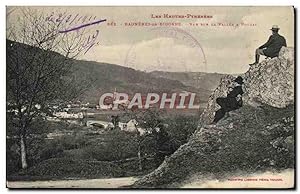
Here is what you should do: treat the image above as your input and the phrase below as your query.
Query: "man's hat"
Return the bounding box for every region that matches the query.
[270,25,280,30]
[234,76,244,84]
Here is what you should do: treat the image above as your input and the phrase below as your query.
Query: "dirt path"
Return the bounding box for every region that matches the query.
[7,169,294,189]
[7,177,138,188]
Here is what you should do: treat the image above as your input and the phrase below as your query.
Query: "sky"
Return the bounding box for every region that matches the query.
[7,6,294,74]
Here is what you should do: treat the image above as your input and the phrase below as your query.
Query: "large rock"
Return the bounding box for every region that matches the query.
[200,47,294,125]
[133,47,295,188]
[243,47,294,108]
[199,75,235,125]
[133,105,294,188]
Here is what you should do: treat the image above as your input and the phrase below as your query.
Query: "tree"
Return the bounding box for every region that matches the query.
[122,109,167,170]
[6,8,95,169]
[165,115,198,150]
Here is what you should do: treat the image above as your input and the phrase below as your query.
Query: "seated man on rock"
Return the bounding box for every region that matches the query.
[213,76,244,124]
[249,25,287,66]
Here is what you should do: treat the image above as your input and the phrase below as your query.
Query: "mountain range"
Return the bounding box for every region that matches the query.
[7,39,227,108]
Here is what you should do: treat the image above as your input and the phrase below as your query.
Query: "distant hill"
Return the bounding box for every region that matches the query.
[71,61,211,104]
[8,39,226,106]
[149,71,226,92]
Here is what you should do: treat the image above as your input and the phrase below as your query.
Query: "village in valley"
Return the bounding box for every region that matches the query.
[45,97,148,139]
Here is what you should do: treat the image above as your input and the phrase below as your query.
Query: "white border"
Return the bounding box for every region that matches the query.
[1,0,299,6]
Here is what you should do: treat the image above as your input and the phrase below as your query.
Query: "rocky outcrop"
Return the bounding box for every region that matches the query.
[199,75,235,125]
[244,47,294,108]
[133,105,294,188]
[200,47,294,125]
[133,47,295,188]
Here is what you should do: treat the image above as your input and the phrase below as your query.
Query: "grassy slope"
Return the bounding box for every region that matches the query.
[133,104,295,188]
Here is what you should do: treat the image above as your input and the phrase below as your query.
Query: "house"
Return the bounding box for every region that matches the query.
[120,119,146,135]
[53,111,84,119]
[86,120,112,129]
[85,118,146,135]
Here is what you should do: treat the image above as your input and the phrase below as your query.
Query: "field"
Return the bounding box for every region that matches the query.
[7,109,199,182]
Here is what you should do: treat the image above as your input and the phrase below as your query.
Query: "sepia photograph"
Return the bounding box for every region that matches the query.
[5,5,295,189]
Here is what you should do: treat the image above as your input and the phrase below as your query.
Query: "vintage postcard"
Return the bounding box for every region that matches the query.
[6,6,295,189]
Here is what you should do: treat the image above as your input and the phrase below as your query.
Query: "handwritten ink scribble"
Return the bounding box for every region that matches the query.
[59,19,107,33]
[80,29,100,54]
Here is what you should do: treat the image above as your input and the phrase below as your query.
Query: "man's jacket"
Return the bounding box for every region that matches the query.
[259,33,287,58]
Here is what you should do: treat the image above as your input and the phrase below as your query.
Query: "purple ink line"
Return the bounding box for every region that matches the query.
[59,19,107,33]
